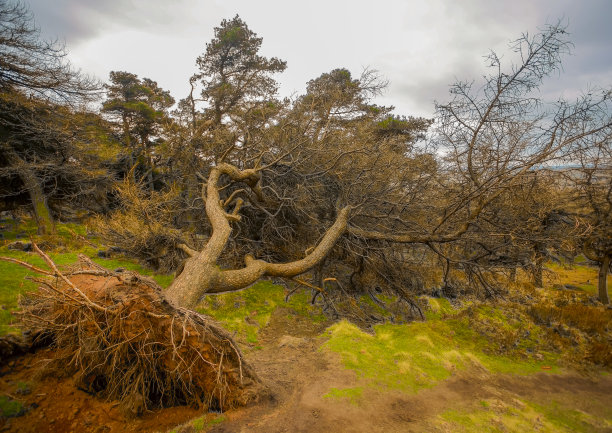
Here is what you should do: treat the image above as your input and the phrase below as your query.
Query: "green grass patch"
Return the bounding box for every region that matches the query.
[422,297,456,320]
[544,262,609,296]
[439,398,608,433]
[197,280,325,345]
[0,395,25,418]
[323,387,363,405]
[323,306,560,393]
[189,413,226,431]
[0,220,173,335]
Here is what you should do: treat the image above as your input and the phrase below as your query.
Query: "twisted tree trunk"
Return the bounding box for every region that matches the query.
[165,163,350,309]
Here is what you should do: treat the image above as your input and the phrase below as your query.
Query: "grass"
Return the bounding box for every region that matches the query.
[322,304,560,394]
[323,387,363,405]
[422,296,457,320]
[0,395,25,418]
[196,280,325,345]
[190,413,226,431]
[165,413,226,433]
[439,398,610,432]
[544,262,610,296]
[0,218,173,335]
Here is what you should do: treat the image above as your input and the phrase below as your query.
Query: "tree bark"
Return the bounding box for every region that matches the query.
[598,254,610,305]
[532,260,543,288]
[4,147,55,235]
[164,162,351,309]
[583,240,610,305]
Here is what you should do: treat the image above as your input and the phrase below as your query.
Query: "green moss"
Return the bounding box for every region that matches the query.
[422,297,455,320]
[529,401,603,432]
[323,310,560,394]
[439,398,607,433]
[207,414,226,427]
[15,382,30,394]
[359,294,394,318]
[0,395,25,418]
[323,387,363,405]
[192,416,205,430]
[189,413,226,431]
[196,281,324,345]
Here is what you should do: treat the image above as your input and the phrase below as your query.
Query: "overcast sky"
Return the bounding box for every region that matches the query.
[24,0,612,118]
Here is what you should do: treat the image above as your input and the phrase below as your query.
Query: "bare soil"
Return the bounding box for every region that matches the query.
[2,304,611,433]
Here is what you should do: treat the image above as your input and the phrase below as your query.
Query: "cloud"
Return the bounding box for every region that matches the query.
[21,0,612,116]
[25,0,221,45]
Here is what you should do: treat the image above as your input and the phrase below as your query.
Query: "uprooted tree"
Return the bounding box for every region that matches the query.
[164,162,351,309]
[3,11,612,417]
[159,22,612,310]
[2,246,264,414]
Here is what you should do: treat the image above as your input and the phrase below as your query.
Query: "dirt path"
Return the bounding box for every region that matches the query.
[2,307,611,432]
[205,308,612,433]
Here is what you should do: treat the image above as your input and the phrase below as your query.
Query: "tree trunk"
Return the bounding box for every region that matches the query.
[22,168,55,235]
[164,163,350,309]
[598,254,610,305]
[532,260,543,287]
[4,147,54,235]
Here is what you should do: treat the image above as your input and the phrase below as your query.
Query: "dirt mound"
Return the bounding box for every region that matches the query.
[13,252,264,416]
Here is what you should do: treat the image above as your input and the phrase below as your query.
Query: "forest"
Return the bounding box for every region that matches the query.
[0,2,611,432]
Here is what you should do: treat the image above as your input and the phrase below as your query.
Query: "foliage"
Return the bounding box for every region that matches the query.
[102,71,174,188]
[90,180,189,272]
[0,0,105,234]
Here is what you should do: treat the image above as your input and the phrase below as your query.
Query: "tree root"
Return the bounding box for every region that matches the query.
[6,250,265,416]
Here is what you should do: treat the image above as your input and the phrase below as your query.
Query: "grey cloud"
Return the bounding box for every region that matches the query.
[18,0,612,117]
[25,0,219,46]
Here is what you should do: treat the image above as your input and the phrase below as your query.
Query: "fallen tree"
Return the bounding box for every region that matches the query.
[165,162,351,309]
[2,246,265,415]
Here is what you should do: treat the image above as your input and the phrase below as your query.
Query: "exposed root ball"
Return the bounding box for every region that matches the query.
[19,255,264,415]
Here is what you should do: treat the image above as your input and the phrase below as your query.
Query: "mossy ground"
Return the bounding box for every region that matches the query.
[196,281,326,345]
[0,395,25,418]
[322,301,560,394]
[439,398,612,432]
[166,413,225,433]
[322,387,363,405]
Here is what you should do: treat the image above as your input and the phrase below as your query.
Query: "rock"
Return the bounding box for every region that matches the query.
[6,241,32,252]
[278,335,307,348]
